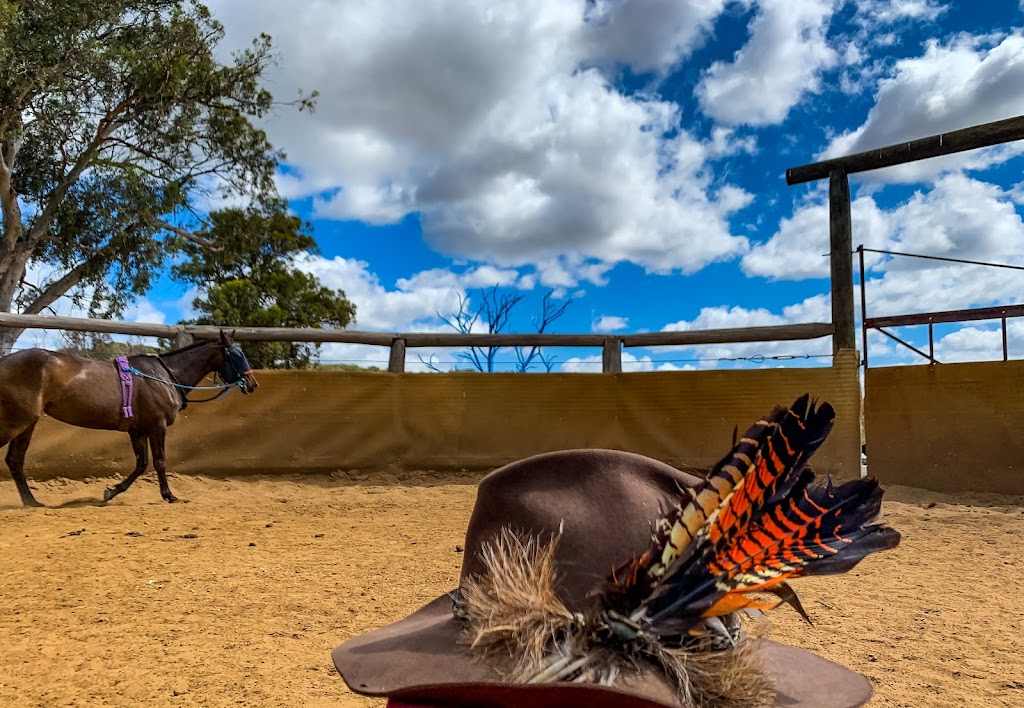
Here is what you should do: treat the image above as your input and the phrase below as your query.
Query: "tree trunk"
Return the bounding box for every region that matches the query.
[0,326,22,355]
[0,128,25,355]
[0,116,116,355]
[0,248,30,354]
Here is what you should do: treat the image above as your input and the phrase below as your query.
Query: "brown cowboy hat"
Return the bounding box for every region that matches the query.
[332,448,877,707]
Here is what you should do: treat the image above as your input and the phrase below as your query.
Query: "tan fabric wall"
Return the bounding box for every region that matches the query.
[21,350,861,481]
[865,360,1024,495]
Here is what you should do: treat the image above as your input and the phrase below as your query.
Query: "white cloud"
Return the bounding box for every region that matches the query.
[170,286,200,322]
[853,0,947,23]
[742,190,892,280]
[934,320,1024,362]
[560,350,658,373]
[738,174,1024,366]
[655,361,698,371]
[745,174,1024,290]
[291,256,566,370]
[697,0,839,126]
[657,300,834,367]
[205,0,749,282]
[294,254,530,332]
[123,298,167,325]
[822,32,1024,182]
[582,0,729,74]
[592,315,629,332]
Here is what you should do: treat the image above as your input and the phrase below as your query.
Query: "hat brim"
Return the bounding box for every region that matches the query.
[332,594,873,708]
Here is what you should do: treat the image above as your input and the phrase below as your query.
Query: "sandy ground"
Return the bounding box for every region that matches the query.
[1,472,1022,708]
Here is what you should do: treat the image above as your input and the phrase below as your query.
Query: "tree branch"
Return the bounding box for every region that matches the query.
[17,215,155,315]
[155,220,220,250]
[25,95,138,248]
[19,259,94,316]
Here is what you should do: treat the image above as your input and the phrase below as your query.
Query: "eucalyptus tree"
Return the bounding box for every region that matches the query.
[0,1,315,352]
[174,205,357,369]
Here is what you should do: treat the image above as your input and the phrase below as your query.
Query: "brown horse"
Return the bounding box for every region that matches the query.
[0,330,258,507]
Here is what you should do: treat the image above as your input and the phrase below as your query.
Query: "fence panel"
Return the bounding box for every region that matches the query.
[865,360,1024,495]
[23,351,862,481]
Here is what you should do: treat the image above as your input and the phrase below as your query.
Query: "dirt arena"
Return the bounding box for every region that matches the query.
[1,471,1022,708]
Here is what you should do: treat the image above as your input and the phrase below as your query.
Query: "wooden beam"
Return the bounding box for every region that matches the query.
[397,332,609,347]
[623,323,834,347]
[786,114,1024,185]
[830,170,855,353]
[602,337,622,373]
[0,312,835,350]
[188,326,396,345]
[864,304,1024,329]
[173,329,194,349]
[388,338,406,373]
[187,323,840,348]
[0,312,179,337]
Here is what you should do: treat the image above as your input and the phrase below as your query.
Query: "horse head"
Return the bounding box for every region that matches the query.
[218,329,259,394]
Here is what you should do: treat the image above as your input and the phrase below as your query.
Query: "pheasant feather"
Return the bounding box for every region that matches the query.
[455,394,900,706]
[606,394,900,638]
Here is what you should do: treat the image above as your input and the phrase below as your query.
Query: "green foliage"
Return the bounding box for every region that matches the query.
[58,331,160,360]
[0,1,315,347]
[313,363,383,373]
[173,205,356,369]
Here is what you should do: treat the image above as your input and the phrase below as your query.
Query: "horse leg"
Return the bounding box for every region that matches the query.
[149,428,180,503]
[103,431,148,502]
[5,422,42,508]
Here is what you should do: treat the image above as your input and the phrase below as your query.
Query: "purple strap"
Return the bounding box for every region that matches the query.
[115,355,133,418]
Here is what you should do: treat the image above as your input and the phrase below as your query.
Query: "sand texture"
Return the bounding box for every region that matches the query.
[1,473,1022,707]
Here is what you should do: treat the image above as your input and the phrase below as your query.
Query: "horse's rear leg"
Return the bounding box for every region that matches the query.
[5,422,42,507]
[103,431,148,503]
[149,428,180,503]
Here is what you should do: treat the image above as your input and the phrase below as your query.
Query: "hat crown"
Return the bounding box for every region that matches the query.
[458,449,703,609]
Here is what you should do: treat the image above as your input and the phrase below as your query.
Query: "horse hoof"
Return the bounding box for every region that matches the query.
[103,488,116,502]
[163,495,180,504]
[22,498,44,508]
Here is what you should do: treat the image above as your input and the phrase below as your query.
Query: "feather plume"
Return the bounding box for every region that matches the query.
[454,394,900,706]
[457,527,774,707]
[455,527,579,681]
[603,394,900,638]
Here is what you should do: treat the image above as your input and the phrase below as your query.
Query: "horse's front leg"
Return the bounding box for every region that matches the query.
[149,427,181,503]
[103,431,148,502]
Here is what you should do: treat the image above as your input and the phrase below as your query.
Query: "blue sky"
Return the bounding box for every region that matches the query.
[24,0,1024,371]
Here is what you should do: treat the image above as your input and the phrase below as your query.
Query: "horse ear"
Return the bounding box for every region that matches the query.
[219,329,228,345]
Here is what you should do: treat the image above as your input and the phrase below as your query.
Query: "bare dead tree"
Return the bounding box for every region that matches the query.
[516,290,573,372]
[419,286,572,372]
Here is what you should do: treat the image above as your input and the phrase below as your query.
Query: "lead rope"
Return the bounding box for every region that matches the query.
[183,373,237,403]
[121,361,244,412]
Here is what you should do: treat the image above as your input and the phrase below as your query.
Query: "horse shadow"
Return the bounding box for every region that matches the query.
[50,497,109,508]
[0,496,107,511]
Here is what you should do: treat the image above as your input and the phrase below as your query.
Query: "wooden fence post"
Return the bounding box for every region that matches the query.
[174,329,194,349]
[602,337,622,373]
[388,337,406,373]
[829,169,855,353]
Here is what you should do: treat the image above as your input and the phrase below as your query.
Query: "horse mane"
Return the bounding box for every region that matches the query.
[157,339,221,357]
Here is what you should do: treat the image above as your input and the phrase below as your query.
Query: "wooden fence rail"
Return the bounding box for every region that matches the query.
[0,312,835,373]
